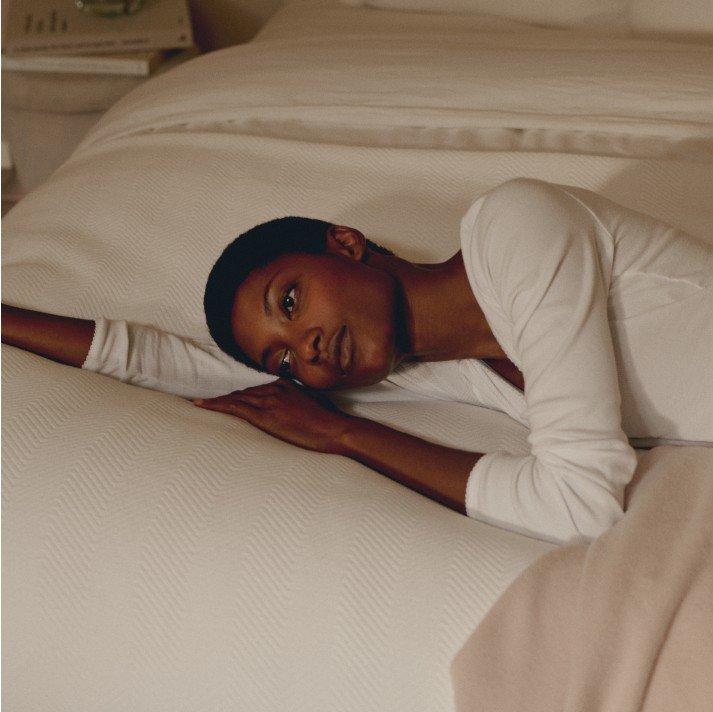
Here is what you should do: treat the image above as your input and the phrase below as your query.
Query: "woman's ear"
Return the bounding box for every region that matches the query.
[325,225,367,262]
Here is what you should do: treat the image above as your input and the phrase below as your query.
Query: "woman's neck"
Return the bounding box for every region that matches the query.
[372,250,507,363]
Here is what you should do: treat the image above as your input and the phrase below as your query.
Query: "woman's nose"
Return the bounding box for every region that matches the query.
[295,327,322,365]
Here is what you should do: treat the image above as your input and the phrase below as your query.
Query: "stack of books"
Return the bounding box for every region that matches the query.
[3,0,195,77]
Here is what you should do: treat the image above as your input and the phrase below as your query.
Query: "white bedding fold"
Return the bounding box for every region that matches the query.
[7,132,713,341]
[70,0,713,162]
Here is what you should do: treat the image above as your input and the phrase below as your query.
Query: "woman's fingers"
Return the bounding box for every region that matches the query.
[194,378,299,412]
[239,381,281,395]
[193,393,259,414]
[192,379,347,453]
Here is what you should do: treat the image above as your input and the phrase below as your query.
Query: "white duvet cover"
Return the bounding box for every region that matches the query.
[3,1,712,710]
[80,0,713,162]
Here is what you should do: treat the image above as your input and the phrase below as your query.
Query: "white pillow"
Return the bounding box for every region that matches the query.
[630,0,713,37]
[340,0,631,30]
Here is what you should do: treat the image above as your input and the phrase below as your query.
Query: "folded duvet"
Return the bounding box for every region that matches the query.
[76,0,713,161]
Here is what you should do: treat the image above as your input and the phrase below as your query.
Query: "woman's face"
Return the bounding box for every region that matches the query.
[230,248,402,390]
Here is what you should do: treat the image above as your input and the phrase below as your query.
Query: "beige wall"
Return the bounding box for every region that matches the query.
[189,0,285,50]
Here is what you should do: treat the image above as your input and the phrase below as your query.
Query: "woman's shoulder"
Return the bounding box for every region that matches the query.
[461,180,577,243]
[480,177,566,204]
[460,178,600,271]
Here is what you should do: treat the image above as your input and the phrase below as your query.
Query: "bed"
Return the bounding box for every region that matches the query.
[3,1,712,709]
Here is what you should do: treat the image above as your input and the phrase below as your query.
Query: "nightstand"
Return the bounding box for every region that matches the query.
[1,48,198,204]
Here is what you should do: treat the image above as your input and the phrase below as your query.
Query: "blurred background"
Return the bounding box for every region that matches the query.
[1,0,285,214]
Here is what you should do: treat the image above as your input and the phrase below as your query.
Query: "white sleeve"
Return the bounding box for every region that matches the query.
[463,179,638,544]
[82,317,274,399]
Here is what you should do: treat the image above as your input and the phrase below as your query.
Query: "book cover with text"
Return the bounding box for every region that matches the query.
[4,0,193,55]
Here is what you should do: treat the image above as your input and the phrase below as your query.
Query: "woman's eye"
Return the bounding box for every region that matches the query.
[281,286,297,316]
[279,350,292,376]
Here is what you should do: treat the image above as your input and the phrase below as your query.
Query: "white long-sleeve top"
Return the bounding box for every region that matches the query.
[82,179,713,543]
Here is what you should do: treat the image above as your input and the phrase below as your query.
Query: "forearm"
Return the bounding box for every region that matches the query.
[335,415,482,514]
[1,304,94,368]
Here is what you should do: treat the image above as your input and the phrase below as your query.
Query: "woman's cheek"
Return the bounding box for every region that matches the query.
[298,366,338,391]
[350,352,390,388]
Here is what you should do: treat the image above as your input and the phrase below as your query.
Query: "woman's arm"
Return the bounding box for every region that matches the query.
[336,414,481,513]
[461,179,638,542]
[194,378,482,515]
[2,304,275,398]
[2,304,94,367]
[4,304,480,511]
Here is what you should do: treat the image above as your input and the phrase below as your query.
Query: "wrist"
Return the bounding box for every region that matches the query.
[331,414,372,458]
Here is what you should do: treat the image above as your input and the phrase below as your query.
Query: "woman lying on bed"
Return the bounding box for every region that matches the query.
[4,178,712,544]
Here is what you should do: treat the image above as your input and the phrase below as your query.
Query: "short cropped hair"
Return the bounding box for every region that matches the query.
[204,216,392,372]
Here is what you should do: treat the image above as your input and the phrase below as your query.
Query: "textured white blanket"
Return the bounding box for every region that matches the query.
[3,347,552,710]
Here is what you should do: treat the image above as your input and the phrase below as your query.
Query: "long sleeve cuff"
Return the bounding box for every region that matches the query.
[82,315,131,373]
[465,453,544,538]
[465,451,628,545]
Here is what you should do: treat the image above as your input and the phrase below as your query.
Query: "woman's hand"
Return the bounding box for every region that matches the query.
[193,378,352,455]
[195,377,478,515]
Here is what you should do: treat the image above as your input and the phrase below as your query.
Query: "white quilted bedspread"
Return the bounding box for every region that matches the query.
[3,347,549,711]
[3,1,712,709]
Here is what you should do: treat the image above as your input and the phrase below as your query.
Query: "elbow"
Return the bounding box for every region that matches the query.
[568,492,623,543]
[549,471,628,544]
[541,442,637,543]
[465,448,635,544]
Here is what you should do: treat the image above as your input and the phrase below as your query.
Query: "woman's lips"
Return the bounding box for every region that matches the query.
[339,326,352,374]
[330,325,353,378]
